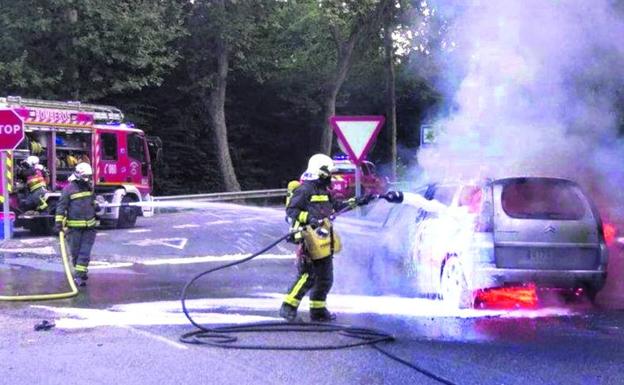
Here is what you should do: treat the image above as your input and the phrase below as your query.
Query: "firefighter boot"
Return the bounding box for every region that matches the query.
[279,303,298,322]
[74,274,88,287]
[310,308,336,322]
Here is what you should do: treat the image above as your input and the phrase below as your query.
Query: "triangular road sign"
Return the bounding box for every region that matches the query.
[329,116,385,163]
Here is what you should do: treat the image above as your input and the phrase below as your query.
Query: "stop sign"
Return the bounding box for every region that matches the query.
[0,109,24,151]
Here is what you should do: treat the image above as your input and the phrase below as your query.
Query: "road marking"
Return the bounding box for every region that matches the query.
[124,238,188,250]
[204,220,234,225]
[172,224,200,229]
[96,232,108,236]
[127,229,152,233]
[18,238,56,245]
[33,294,576,333]
[141,253,294,266]
[118,325,188,350]
[33,302,280,329]
[87,253,294,270]
[203,217,262,226]
[89,261,134,270]
[0,246,56,255]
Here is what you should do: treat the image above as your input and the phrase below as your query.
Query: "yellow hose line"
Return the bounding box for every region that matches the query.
[0,231,79,301]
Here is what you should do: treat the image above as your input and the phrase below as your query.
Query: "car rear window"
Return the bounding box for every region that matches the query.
[501,179,587,220]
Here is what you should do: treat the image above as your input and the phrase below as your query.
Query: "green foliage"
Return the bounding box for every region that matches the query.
[0,0,185,99]
[0,0,450,194]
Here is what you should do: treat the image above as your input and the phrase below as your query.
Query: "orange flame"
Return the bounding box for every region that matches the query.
[603,222,617,246]
[475,284,538,309]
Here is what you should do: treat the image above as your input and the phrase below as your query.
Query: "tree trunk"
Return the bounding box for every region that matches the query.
[207,3,241,192]
[384,23,397,181]
[320,33,357,155]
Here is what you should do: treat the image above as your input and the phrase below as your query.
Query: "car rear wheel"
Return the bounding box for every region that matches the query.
[584,284,599,304]
[440,256,473,309]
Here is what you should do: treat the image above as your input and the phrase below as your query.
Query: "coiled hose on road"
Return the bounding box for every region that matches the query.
[179,225,457,385]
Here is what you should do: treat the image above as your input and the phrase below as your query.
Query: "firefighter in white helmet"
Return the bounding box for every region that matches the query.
[279,154,375,322]
[54,162,99,287]
[18,155,50,213]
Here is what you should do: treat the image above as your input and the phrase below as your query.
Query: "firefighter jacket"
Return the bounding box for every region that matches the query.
[55,180,97,228]
[286,179,347,241]
[20,166,48,192]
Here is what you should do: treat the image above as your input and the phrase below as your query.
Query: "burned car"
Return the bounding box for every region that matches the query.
[338,177,609,308]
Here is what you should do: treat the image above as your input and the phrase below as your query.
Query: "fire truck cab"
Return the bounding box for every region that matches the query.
[0,96,161,234]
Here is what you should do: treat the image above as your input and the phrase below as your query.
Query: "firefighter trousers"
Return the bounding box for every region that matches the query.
[67,228,96,276]
[22,188,47,211]
[283,247,334,310]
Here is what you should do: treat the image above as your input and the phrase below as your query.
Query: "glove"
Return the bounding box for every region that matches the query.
[346,197,358,209]
[382,191,404,203]
[356,194,377,206]
[53,222,63,233]
[94,196,106,211]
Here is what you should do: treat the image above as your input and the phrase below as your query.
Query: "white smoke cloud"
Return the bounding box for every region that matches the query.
[416,0,624,306]
[419,0,624,189]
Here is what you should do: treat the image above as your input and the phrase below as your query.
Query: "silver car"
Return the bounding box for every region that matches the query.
[405,177,609,308]
[338,177,609,307]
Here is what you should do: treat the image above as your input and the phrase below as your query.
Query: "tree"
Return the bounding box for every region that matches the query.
[0,0,185,100]
[317,0,395,154]
[183,0,278,191]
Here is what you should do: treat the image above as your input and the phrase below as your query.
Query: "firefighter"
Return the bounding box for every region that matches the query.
[18,156,49,213]
[279,154,374,322]
[54,162,98,287]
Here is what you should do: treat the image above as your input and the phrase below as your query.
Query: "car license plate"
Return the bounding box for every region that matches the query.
[528,249,555,265]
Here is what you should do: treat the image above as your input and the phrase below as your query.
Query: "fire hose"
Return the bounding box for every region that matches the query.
[178,200,458,385]
[0,231,78,301]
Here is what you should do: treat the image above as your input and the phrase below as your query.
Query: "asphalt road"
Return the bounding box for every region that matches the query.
[1,202,624,385]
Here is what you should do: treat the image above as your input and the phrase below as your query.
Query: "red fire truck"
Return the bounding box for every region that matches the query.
[0,96,162,234]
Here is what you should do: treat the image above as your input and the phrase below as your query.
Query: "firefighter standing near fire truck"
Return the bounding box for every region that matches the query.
[54,162,98,287]
[18,155,49,214]
[279,154,376,322]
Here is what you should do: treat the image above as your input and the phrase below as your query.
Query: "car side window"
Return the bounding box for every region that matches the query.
[101,133,118,161]
[385,205,418,227]
[433,186,456,206]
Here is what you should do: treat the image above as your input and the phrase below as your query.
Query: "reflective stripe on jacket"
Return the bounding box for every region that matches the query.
[23,168,48,192]
[286,180,345,233]
[55,180,97,228]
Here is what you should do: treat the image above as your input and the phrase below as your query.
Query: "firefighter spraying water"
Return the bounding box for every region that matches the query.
[279,154,398,322]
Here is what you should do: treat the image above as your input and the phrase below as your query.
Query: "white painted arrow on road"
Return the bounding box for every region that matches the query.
[123,238,188,250]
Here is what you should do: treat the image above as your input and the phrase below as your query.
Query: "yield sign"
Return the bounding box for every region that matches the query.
[329,115,385,164]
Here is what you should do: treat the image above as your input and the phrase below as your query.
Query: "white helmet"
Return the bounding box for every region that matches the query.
[304,153,334,179]
[25,156,39,167]
[74,162,93,180]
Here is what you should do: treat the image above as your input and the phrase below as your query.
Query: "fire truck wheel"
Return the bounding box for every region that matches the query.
[117,195,138,228]
[30,217,55,235]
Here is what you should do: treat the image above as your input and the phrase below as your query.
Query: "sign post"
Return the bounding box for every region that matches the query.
[329,115,385,198]
[0,109,25,240]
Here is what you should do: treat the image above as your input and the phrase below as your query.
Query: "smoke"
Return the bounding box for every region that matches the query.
[416,0,624,306]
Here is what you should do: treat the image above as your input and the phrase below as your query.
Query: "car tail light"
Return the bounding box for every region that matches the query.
[603,222,617,246]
